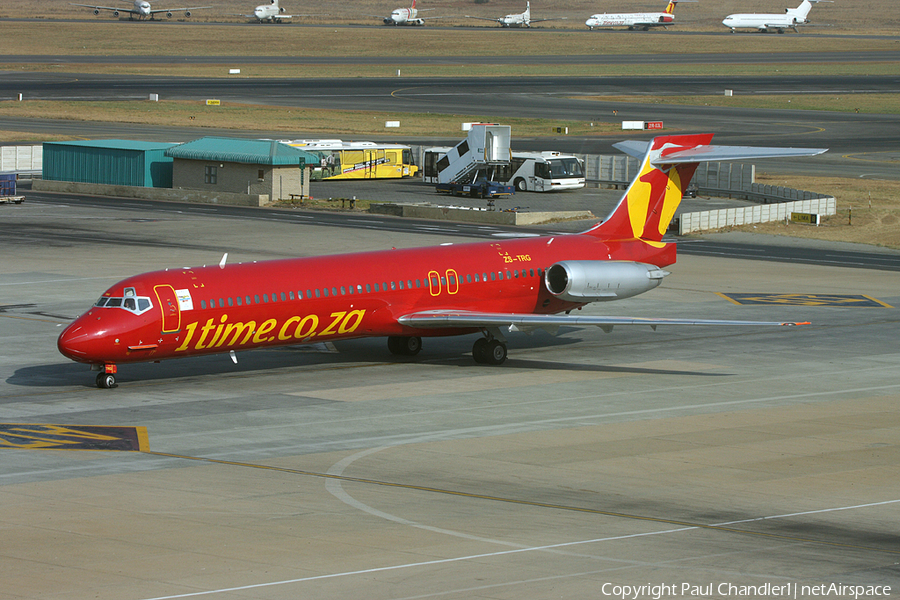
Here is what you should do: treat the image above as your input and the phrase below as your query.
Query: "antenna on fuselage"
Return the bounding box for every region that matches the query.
[219,253,228,269]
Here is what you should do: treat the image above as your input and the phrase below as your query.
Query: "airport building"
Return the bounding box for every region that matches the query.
[166,137,318,201]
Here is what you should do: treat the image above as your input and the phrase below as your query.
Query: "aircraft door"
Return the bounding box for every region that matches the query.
[485,131,494,162]
[154,284,181,333]
[365,149,375,178]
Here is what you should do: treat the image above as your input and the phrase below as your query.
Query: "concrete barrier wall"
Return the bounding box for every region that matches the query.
[678,197,837,234]
[369,203,593,226]
[33,180,268,207]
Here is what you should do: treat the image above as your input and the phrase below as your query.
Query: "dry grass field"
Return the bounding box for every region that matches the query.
[0,100,623,136]
[719,175,900,250]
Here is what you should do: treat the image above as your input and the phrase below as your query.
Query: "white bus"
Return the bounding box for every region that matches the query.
[422,148,584,192]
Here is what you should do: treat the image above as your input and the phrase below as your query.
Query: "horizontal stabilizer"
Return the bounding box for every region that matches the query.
[399,310,809,330]
[613,140,827,164]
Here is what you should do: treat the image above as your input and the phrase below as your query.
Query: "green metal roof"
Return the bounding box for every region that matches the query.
[46,140,178,151]
[165,137,317,166]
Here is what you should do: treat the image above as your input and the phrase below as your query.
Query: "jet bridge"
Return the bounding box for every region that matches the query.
[436,124,511,184]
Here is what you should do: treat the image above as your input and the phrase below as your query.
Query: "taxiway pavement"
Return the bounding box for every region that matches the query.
[1,196,898,599]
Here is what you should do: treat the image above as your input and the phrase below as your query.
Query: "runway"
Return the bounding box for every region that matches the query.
[2,196,899,599]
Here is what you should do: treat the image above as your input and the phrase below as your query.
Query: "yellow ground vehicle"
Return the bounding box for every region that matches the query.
[284,140,418,180]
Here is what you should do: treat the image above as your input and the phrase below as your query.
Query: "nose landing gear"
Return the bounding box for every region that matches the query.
[96,373,117,389]
[94,364,118,389]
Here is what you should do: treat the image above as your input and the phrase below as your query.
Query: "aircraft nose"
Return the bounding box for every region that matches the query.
[58,321,97,362]
[58,313,115,364]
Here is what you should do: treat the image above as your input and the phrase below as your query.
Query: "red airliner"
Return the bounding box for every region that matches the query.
[58,134,824,388]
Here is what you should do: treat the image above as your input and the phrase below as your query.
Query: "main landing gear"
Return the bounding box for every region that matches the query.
[387,333,508,365]
[387,336,423,356]
[472,337,507,365]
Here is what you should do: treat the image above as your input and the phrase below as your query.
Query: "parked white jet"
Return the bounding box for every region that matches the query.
[72,0,211,19]
[585,0,692,30]
[243,0,290,22]
[371,0,438,25]
[465,1,565,28]
[722,0,827,33]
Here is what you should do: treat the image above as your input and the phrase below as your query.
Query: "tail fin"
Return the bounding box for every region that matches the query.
[585,134,827,243]
[792,0,813,20]
[587,134,712,243]
[664,0,677,14]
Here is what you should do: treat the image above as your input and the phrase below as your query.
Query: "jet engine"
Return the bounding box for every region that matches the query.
[544,260,669,303]
[412,18,425,25]
[93,8,100,14]
[184,10,191,16]
[279,6,285,12]
[112,10,119,16]
[166,11,173,17]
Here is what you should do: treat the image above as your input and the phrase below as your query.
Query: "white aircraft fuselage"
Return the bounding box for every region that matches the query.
[585,11,673,30]
[722,0,815,32]
[252,0,289,22]
[386,6,422,24]
[73,0,209,19]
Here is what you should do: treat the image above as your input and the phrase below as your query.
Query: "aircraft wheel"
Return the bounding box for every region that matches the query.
[388,336,422,356]
[387,336,404,355]
[402,336,422,355]
[96,373,117,389]
[514,178,527,192]
[485,340,508,365]
[472,338,489,363]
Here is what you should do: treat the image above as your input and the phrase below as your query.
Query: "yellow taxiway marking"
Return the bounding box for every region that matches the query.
[0,424,149,451]
[718,293,893,308]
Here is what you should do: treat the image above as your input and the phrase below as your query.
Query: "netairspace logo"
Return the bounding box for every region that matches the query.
[599,582,892,599]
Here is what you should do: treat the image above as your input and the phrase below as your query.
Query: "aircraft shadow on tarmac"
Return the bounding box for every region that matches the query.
[11,333,729,389]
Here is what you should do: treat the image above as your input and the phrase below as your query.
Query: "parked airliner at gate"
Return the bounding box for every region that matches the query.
[58,134,825,388]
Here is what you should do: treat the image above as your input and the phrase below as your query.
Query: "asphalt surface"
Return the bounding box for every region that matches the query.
[2,194,899,600]
[19,184,900,271]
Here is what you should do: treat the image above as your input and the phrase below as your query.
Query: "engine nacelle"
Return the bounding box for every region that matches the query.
[112,10,119,16]
[93,8,100,15]
[166,11,173,17]
[412,18,425,25]
[184,10,191,16]
[544,260,669,303]
[279,6,286,12]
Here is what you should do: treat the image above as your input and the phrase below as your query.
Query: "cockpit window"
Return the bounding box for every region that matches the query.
[94,293,153,315]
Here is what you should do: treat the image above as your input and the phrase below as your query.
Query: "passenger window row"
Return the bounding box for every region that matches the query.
[198,268,543,311]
